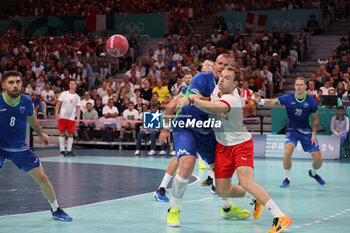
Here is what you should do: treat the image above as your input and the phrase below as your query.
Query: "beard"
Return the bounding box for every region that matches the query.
[7,89,20,98]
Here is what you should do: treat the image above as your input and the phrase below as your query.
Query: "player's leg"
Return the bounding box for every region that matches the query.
[167,155,196,227]
[214,141,251,220]
[300,134,325,185]
[66,120,76,156]
[166,129,196,227]
[57,119,67,156]
[236,166,293,232]
[281,132,297,188]
[154,157,178,202]
[27,165,72,221]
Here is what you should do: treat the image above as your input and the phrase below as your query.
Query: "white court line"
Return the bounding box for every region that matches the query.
[293,226,302,229]
[198,196,214,202]
[0,170,200,218]
[304,223,312,226]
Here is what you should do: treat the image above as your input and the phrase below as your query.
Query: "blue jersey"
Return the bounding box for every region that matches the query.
[174,72,218,134]
[277,93,318,134]
[0,94,34,151]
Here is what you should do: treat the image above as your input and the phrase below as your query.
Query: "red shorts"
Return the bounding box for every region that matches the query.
[57,119,76,132]
[215,137,254,179]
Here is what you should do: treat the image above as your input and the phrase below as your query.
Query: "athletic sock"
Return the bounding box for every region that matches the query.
[169,174,189,210]
[284,169,291,180]
[311,168,318,176]
[59,137,65,152]
[159,172,173,189]
[67,137,73,152]
[207,168,214,179]
[49,199,59,212]
[265,199,284,218]
[220,197,232,210]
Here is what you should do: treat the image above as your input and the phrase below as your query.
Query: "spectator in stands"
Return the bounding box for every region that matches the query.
[307,80,317,96]
[306,14,320,35]
[31,94,45,118]
[215,16,228,34]
[41,82,57,116]
[97,81,108,98]
[171,77,186,96]
[141,79,153,102]
[107,75,116,90]
[100,98,119,142]
[310,73,323,90]
[136,59,146,78]
[320,80,335,95]
[78,102,98,141]
[331,106,349,147]
[26,79,41,96]
[102,88,114,105]
[336,82,346,99]
[240,80,256,117]
[94,96,104,118]
[339,55,350,73]
[81,91,95,113]
[121,75,135,90]
[120,102,139,142]
[152,79,170,102]
[124,83,137,104]
[260,65,274,98]
[134,101,165,156]
[98,53,109,80]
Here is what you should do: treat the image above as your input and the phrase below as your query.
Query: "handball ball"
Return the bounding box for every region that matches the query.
[106,34,129,57]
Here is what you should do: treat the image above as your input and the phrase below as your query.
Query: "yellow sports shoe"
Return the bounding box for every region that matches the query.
[199,161,206,169]
[166,208,180,227]
[253,200,263,220]
[268,214,293,233]
[221,204,251,219]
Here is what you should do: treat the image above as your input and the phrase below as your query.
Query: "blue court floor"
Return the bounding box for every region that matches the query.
[0,148,350,233]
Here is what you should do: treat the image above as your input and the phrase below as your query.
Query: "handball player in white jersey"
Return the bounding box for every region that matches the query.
[55,80,81,157]
[178,66,293,233]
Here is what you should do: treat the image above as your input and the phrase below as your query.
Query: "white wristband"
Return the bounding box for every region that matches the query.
[258,99,265,105]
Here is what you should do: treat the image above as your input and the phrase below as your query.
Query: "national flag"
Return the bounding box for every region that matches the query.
[86,15,115,32]
[245,12,267,34]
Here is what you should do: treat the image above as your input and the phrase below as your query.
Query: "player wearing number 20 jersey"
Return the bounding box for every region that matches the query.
[277,93,320,153]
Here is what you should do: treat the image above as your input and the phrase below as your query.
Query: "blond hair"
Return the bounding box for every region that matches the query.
[296,77,307,85]
[224,66,241,83]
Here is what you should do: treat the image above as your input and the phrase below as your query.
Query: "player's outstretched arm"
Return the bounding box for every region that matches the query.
[27,114,49,145]
[253,92,279,106]
[55,101,61,121]
[178,96,229,116]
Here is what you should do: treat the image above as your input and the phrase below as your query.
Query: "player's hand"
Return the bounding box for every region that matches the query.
[39,133,50,146]
[311,135,318,148]
[253,93,261,104]
[159,130,171,144]
[177,97,189,109]
[217,112,230,120]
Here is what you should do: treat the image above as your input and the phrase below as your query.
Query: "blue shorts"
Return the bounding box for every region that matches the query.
[285,131,320,153]
[0,148,41,172]
[173,128,216,164]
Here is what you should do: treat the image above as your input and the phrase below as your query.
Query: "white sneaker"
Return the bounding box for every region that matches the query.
[134,150,140,156]
[148,150,156,156]
[159,150,166,156]
[170,151,176,156]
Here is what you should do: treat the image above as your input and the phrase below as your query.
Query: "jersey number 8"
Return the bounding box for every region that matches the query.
[10,117,16,127]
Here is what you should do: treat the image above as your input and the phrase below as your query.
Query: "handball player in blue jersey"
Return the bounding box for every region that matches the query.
[159,54,250,226]
[255,77,325,188]
[0,71,72,221]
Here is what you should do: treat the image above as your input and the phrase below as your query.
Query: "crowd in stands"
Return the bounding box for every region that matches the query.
[306,33,350,107]
[3,0,348,18]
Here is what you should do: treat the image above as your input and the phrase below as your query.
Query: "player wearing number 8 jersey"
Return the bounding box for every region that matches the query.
[0,71,72,221]
[254,77,325,188]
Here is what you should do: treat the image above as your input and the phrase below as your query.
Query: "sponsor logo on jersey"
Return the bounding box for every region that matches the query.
[19,106,26,114]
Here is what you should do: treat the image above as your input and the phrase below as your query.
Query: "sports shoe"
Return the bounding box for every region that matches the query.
[134,150,140,156]
[210,185,217,195]
[60,151,66,157]
[268,214,293,233]
[170,151,176,156]
[66,151,75,157]
[166,208,180,227]
[280,178,290,188]
[159,150,167,156]
[308,170,325,185]
[199,161,206,169]
[51,207,72,222]
[148,150,156,156]
[201,176,213,186]
[153,187,169,202]
[220,204,251,219]
[252,200,263,220]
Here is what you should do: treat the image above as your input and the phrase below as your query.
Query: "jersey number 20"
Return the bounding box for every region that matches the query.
[10,117,16,126]
[295,108,302,116]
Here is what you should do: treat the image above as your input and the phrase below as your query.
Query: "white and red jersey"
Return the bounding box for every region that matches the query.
[58,91,81,121]
[240,88,254,101]
[210,86,251,146]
